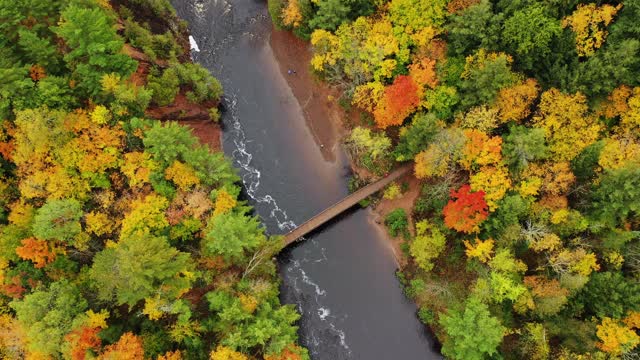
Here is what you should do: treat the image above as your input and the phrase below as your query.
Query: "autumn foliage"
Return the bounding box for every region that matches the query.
[443,185,489,234]
[374,75,421,129]
[459,129,502,170]
[301,0,640,358]
[562,3,623,57]
[66,326,102,360]
[15,238,62,268]
[99,332,144,360]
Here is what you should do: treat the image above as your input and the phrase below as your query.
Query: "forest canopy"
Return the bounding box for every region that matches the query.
[0,0,307,359]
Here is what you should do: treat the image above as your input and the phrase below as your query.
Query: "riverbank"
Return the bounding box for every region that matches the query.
[269,28,345,161]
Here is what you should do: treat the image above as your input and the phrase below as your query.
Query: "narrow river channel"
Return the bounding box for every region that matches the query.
[172,1,442,359]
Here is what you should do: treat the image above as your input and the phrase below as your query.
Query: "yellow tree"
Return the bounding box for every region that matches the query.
[61,110,124,175]
[165,160,200,190]
[529,233,561,253]
[210,346,247,360]
[596,317,640,356]
[464,238,494,263]
[523,162,576,196]
[311,16,400,83]
[310,29,340,73]
[120,151,157,187]
[533,89,602,161]
[524,276,570,316]
[214,189,237,215]
[460,106,500,133]
[600,85,633,119]
[158,350,183,360]
[562,3,623,57]
[85,211,114,237]
[281,0,303,28]
[598,135,640,170]
[352,81,385,113]
[0,314,27,359]
[496,79,539,123]
[408,56,439,91]
[119,195,169,239]
[459,129,502,170]
[414,144,449,179]
[99,332,145,360]
[469,165,512,211]
[549,248,599,276]
[618,87,640,135]
[8,201,35,229]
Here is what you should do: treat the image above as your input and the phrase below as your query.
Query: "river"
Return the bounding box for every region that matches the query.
[171,1,442,359]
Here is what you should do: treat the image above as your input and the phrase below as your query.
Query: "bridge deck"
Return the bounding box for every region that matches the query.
[282,164,412,246]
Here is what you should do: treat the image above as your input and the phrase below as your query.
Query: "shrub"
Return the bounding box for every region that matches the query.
[418,307,436,325]
[174,63,223,103]
[209,107,221,122]
[385,208,409,238]
[268,0,286,30]
[405,278,426,298]
[383,182,402,200]
[148,68,180,106]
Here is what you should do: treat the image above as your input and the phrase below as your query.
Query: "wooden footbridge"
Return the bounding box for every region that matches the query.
[282,164,412,246]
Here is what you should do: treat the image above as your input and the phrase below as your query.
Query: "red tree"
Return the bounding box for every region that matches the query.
[374,75,421,129]
[66,326,102,360]
[443,184,489,233]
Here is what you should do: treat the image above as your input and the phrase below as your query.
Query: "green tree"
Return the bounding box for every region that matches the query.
[11,280,88,357]
[569,0,640,96]
[147,68,180,106]
[502,4,562,71]
[439,296,505,360]
[591,166,640,228]
[502,125,549,173]
[571,272,640,319]
[385,208,409,238]
[446,0,502,56]
[32,199,83,243]
[17,28,62,71]
[410,220,446,272]
[572,40,640,98]
[202,211,266,265]
[173,63,223,103]
[394,113,440,161]
[143,123,238,190]
[206,291,303,355]
[89,233,194,307]
[423,85,460,120]
[53,6,138,97]
[309,0,374,31]
[268,0,286,29]
[520,323,550,360]
[571,140,605,183]
[483,194,530,238]
[458,50,519,109]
